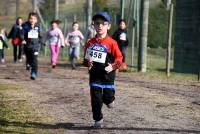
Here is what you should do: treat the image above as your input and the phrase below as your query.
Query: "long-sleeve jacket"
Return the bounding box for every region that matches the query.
[112,29,129,48]
[8,24,24,41]
[0,35,8,49]
[84,35,122,85]
[65,30,84,47]
[45,27,65,47]
[22,21,41,51]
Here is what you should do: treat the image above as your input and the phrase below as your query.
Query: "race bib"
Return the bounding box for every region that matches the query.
[119,32,127,41]
[0,41,3,49]
[85,44,107,64]
[28,29,39,39]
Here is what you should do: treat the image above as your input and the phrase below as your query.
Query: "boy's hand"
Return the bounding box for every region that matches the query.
[88,61,93,71]
[34,51,39,55]
[105,63,113,73]
[22,40,26,45]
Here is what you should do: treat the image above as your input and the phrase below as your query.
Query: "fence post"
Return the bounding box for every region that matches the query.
[131,0,137,67]
[166,3,174,77]
[198,68,200,81]
[120,0,125,19]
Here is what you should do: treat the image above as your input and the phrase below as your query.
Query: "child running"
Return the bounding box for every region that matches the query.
[84,12,122,128]
[22,12,41,80]
[112,19,129,70]
[8,17,24,63]
[0,28,9,63]
[45,20,65,68]
[65,22,84,69]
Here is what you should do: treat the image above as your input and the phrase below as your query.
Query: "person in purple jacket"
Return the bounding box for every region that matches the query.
[8,17,24,63]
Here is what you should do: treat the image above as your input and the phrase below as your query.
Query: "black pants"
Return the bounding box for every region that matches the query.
[1,49,4,59]
[13,45,23,62]
[119,46,127,63]
[0,49,3,62]
[90,87,115,121]
[25,48,38,73]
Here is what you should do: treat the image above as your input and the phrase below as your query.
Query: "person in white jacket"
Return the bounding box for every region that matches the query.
[45,20,65,68]
[65,21,84,69]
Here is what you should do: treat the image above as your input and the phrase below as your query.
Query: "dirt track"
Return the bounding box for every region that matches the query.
[0,58,200,134]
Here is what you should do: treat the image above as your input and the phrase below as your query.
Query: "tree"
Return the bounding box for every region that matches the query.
[93,0,109,13]
[138,0,150,72]
[39,0,55,21]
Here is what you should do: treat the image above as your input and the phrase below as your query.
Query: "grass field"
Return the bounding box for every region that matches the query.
[0,83,51,133]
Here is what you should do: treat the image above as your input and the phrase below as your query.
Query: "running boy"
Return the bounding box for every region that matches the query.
[22,12,41,80]
[65,22,84,69]
[84,12,122,128]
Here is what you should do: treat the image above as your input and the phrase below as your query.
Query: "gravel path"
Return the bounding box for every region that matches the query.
[0,59,200,134]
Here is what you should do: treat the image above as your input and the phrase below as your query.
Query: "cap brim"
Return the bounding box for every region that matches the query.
[92,15,109,22]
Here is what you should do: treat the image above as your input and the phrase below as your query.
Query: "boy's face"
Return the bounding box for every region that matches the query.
[93,18,109,35]
[73,23,79,31]
[29,15,37,26]
[119,21,126,29]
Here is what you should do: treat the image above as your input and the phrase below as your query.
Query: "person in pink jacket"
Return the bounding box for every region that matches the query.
[45,20,65,68]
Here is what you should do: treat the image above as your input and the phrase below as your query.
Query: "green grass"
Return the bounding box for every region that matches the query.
[0,83,51,133]
[122,47,199,82]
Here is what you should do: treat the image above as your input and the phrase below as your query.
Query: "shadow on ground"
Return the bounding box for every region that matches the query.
[0,119,200,133]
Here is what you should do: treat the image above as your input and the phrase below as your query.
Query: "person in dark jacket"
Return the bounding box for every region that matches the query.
[112,19,129,70]
[8,17,24,63]
[84,12,122,128]
[22,12,41,80]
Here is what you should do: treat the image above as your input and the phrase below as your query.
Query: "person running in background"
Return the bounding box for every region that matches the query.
[86,22,96,42]
[22,12,41,80]
[65,21,84,69]
[8,17,24,63]
[44,20,64,68]
[112,19,129,70]
[0,28,9,63]
[84,12,122,128]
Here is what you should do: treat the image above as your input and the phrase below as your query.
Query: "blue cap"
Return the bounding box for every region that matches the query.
[92,12,110,22]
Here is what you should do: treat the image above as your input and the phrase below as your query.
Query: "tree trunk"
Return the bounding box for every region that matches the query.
[32,0,37,12]
[87,0,92,27]
[138,0,149,72]
[55,0,59,19]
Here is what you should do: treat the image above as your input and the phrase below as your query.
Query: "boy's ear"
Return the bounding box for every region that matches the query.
[108,24,111,30]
